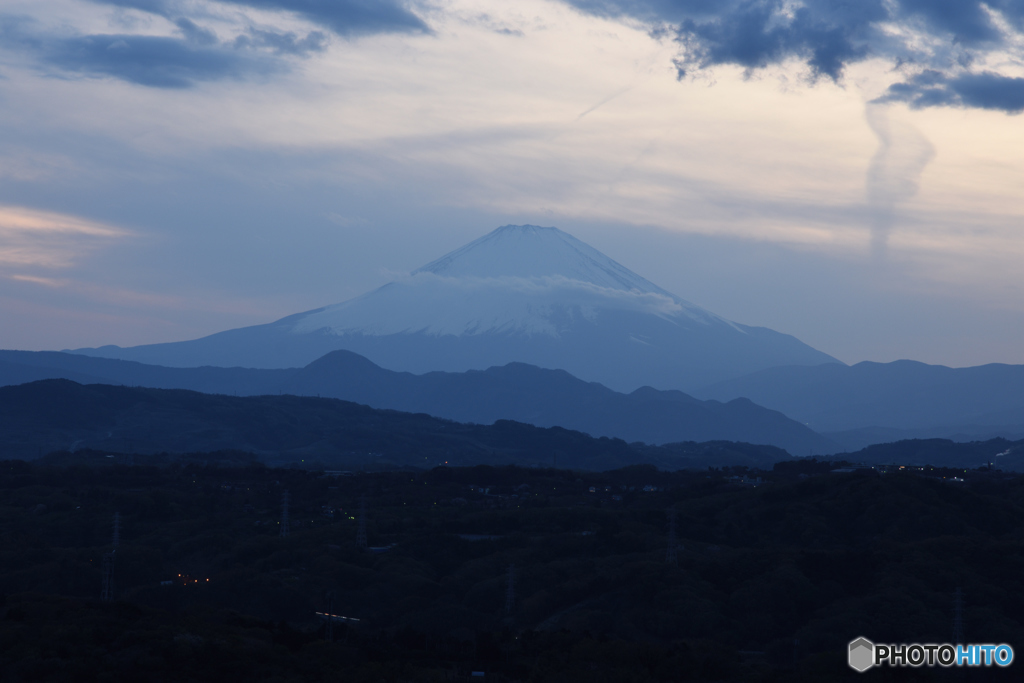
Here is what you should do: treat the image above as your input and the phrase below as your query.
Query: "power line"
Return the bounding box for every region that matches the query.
[100,512,120,601]
[325,592,335,642]
[953,587,964,645]
[505,565,516,618]
[280,490,290,538]
[666,505,678,566]
[356,497,367,550]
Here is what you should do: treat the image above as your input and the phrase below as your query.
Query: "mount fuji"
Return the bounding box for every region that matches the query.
[73,225,840,391]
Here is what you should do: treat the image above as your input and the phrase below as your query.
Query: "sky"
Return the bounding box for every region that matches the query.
[1,0,1023,367]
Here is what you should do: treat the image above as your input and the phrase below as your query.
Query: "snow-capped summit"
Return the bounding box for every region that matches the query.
[416,224,666,292]
[289,225,723,339]
[73,225,840,391]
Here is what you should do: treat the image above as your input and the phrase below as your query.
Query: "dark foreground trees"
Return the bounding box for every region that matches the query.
[2,456,1022,681]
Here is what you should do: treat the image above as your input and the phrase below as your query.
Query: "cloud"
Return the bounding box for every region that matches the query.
[91,0,173,15]
[0,205,128,270]
[92,0,430,37]
[0,13,321,88]
[4,0,426,89]
[221,0,430,37]
[564,0,1024,111]
[175,17,218,46]
[44,33,276,88]
[899,0,1005,45]
[233,27,328,56]
[676,1,875,81]
[864,105,935,258]
[875,70,1024,114]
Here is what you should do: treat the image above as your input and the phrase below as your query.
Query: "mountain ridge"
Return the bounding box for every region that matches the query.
[0,378,800,470]
[0,348,836,455]
[698,359,1024,450]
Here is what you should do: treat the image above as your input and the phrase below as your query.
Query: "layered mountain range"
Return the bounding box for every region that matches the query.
[9,223,1014,457]
[0,349,836,455]
[699,361,1024,449]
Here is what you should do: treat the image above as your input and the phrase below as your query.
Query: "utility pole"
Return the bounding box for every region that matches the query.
[356,497,367,550]
[666,505,678,566]
[100,512,120,601]
[504,563,516,617]
[280,490,290,538]
[953,587,964,644]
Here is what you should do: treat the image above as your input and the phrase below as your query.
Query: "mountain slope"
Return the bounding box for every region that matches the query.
[70,225,840,391]
[0,349,836,454]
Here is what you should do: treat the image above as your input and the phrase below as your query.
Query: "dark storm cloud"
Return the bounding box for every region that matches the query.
[92,0,430,37]
[565,0,1024,112]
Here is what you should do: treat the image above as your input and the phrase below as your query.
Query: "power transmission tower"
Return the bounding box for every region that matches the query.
[953,587,964,644]
[100,552,114,601]
[100,512,120,601]
[324,592,334,642]
[666,505,678,566]
[280,490,290,538]
[356,497,368,548]
[504,564,516,617]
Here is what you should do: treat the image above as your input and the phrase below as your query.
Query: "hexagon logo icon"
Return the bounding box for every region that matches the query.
[848,637,874,672]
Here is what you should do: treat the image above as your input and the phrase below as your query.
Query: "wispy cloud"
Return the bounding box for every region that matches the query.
[221,0,430,37]
[864,104,935,258]
[0,205,128,269]
[1,0,424,89]
[48,33,278,88]
[90,0,430,37]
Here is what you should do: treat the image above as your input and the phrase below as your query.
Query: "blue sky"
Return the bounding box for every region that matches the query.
[1,0,1023,366]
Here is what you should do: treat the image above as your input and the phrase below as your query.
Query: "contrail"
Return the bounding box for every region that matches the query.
[576,86,633,121]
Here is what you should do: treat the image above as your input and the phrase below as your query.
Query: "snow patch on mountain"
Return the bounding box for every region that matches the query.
[290,225,732,338]
[291,272,708,337]
[415,224,666,293]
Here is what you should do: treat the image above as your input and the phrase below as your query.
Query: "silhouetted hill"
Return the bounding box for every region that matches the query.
[0,350,288,394]
[0,379,799,470]
[282,352,835,455]
[0,350,836,455]
[698,359,1024,449]
[838,437,1024,470]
